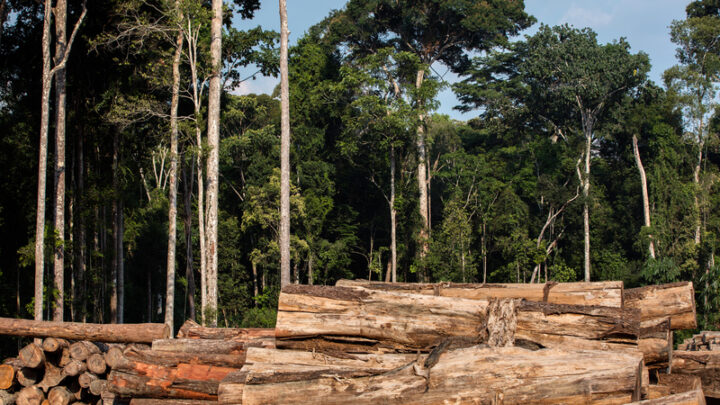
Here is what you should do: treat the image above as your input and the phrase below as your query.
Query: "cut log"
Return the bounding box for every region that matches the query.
[107,369,219,400]
[18,344,45,369]
[89,380,107,397]
[62,359,86,377]
[222,346,643,405]
[657,374,702,395]
[625,388,705,404]
[41,338,68,354]
[118,347,246,369]
[336,279,624,307]
[78,372,98,389]
[16,386,44,405]
[645,385,672,400]
[0,390,15,405]
[672,351,720,398]
[69,342,100,362]
[0,364,14,390]
[624,282,696,330]
[151,339,246,355]
[0,318,170,343]
[128,400,217,405]
[275,285,491,352]
[36,363,65,393]
[638,318,673,368]
[176,320,274,343]
[47,386,74,405]
[16,368,39,387]
[103,347,124,369]
[86,354,106,375]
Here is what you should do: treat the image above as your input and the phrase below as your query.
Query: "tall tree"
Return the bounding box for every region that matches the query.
[205,0,222,326]
[278,0,290,287]
[332,0,532,278]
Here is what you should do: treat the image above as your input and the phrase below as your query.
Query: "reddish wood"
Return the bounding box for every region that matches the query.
[107,370,219,400]
[0,365,14,390]
[0,318,170,343]
[119,347,246,369]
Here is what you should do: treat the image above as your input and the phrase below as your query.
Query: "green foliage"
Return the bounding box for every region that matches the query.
[241,307,277,328]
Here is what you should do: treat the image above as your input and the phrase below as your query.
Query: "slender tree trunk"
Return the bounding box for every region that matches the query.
[389,145,397,283]
[415,70,429,280]
[182,162,196,322]
[75,132,86,322]
[110,130,120,323]
[279,0,291,288]
[205,0,223,327]
[252,261,258,303]
[35,0,53,322]
[482,220,487,284]
[307,254,313,285]
[693,133,703,245]
[118,200,124,323]
[632,135,656,259]
[583,124,592,282]
[165,21,184,335]
[52,0,68,322]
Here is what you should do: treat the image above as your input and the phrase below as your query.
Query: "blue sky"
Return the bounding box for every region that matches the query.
[236,1,689,121]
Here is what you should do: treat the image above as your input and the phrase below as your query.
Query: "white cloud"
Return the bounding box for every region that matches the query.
[560,4,614,28]
[230,75,279,96]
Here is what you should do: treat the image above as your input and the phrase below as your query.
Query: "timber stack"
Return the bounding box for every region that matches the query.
[0,279,706,404]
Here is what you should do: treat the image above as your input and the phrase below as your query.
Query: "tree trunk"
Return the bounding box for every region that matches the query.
[165,18,184,336]
[182,162,195,322]
[415,71,429,279]
[118,199,124,323]
[0,317,170,342]
[111,129,120,324]
[204,0,222,327]
[176,319,275,342]
[336,279,623,307]
[633,135,656,259]
[223,346,643,405]
[35,0,53,323]
[482,220,487,283]
[389,145,397,282]
[694,121,704,245]
[52,0,68,322]
[279,0,291,288]
[583,128,592,282]
[74,130,86,322]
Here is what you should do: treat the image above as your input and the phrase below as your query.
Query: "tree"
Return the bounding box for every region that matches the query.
[331,0,533,278]
[278,0,290,287]
[517,25,649,281]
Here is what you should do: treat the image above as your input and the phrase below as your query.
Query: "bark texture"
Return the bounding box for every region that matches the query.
[623,282,697,330]
[0,318,169,343]
[278,0,291,287]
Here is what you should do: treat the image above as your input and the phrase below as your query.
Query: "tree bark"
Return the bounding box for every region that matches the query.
[279,0,291,288]
[672,351,720,398]
[0,317,169,342]
[111,129,120,324]
[633,135,656,259]
[35,0,54,323]
[335,279,624,307]
[415,70,429,276]
[389,145,397,282]
[74,129,86,322]
[151,339,247,355]
[623,282,697,330]
[583,125,592,282]
[176,319,274,342]
[165,13,184,336]
[181,162,195,322]
[52,0,68,322]
[222,346,643,405]
[204,0,223,327]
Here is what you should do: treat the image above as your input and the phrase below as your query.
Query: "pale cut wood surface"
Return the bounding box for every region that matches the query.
[221,346,643,405]
[671,351,720,398]
[0,317,170,343]
[336,279,624,307]
[623,282,696,330]
[625,388,705,404]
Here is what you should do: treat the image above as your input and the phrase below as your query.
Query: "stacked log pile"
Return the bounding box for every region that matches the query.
[0,280,705,404]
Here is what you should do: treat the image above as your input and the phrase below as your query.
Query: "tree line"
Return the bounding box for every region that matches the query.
[1,0,720,345]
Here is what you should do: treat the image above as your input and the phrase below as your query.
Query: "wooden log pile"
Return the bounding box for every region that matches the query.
[0,280,703,404]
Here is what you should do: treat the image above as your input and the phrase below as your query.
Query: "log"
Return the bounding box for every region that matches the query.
[41,338,68,354]
[62,359,86,377]
[16,368,39,387]
[47,386,74,405]
[129,400,217,405]
[336,279,624,307]
[69,342,100,362]
[624,282,696,330]
[18,344,45,369]
[16,386,44,405]
[275,285,491,352]
[36,363,65,393]
[0,390,16,405]
[0,318,170,343]
[657,374,702,395]
[151,339,245,355]
[86,354,106,375]
[78,372,98,389]
[107,369,220,400]
[222,346,644,405]
[0,365,14,390]
[118,347,246,369]
[672,351,720,397]
[276,285,640,353]
[645,385,672,400]
[626,388,705,404]
[638,318,673,368]
[88,380,107,397]
[176,320,275,342]
[103,347,124,369]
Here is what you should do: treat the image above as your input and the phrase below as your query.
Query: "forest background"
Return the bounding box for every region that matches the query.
[1,0,719,355]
